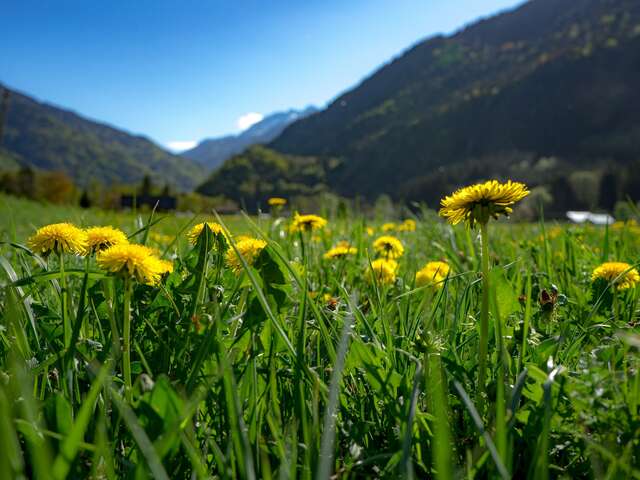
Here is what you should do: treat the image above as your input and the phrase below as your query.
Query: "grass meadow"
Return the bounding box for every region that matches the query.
[0,193,639,478]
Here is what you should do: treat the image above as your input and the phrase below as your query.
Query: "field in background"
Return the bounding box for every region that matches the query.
[0,194,250,247]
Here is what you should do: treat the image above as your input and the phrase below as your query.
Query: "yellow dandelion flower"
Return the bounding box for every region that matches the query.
[144,245,164,258]
[235,234,252,243]
[365,227,375,236]
[28,223,88,256]
[268,197,287,207]
[226,238,267,274]
[591,262,640,290]
[415,261,450,289]
[96,244,165,286]
[439,180,529,227]
[381,222,397,232]
[611,219,637,230]
[373,235,404,259]
[537,226,563,242]
[611,220,640,235]
[139,255,174,278]
[397,219,417,232]
[289,213,328,233]
[323,245,358,260]
[156,258,174,275]
[367,258,398,286]
[150,232,174,245]
[187,222,226,245]
[84,226,129,254]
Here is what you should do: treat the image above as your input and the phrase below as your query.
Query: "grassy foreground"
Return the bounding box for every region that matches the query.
[0,195,639,478]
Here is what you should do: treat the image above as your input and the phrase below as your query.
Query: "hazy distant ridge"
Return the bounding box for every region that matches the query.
[183,106,317,171]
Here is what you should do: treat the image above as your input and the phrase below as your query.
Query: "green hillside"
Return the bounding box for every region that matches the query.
[0,86,205,190]
[257,0,640,209]
[196,145,337,208]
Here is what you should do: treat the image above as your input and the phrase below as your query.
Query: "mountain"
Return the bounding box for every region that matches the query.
[0,85,206,190]
[183,106,317,171]
[229,0,640,209]
[196,145,331,208]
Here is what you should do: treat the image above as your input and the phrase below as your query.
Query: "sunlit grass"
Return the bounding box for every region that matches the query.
[0,194,639,478]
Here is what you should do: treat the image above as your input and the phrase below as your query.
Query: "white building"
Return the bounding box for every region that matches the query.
[566,211,615,225]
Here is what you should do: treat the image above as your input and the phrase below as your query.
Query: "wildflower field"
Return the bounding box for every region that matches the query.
[1,187,640,479]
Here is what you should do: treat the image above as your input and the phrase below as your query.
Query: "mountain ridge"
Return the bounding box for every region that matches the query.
[265,0,640,203]
[197,0,640,211]
[0,84,205,191]
[183,106,317,171]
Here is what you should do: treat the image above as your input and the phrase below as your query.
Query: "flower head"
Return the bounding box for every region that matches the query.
[187,222,225,245]
[367,258,398,286]
[323,245,358,260]
[365,227,375,236]
[415,261,450,289]
[591,262,640,290]
[398,219,417,232]
[381,222,397,232]
[268,197,287,207]
[537,226,563,243]
[226,238,267,274]
[156,258,174,276]
[373,235,404,259]
[612,219,637,230]
[150,232,174,245]
[96,244,166,286]
[611,220,640,235]
[28,223,88,256]
[439,180,529,228]
[289,213,328,233]
[84,226,129,254]
[414,330,446,355]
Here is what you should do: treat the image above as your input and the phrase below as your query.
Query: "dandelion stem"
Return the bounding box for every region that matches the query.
[104,278,121,361]
[299,231,306,266]
[59,252,71,348]
[612,287,619,323]
[122,276,133,403]
[81,255,91,338]
[478,221,490,412]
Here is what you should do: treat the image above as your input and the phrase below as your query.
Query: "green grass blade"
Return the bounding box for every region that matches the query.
[453,381,509,479]
[52,361,110,479]
[316,308,354,480]
[400,362,421,479]
[430,356,453,480]
[109,385,170,480]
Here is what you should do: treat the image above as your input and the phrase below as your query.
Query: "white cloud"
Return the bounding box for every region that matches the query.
[166,140,197,152]
[237,112,263,131]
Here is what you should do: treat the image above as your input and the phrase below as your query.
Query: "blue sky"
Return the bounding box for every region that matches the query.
[1,0,524,150]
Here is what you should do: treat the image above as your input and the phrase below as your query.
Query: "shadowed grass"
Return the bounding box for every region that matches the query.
[0,194,639,477]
